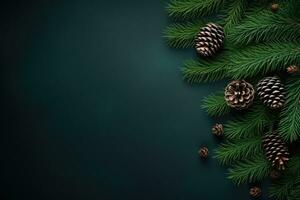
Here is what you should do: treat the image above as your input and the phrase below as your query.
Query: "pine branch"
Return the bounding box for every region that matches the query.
[224,103,271,140]
[228,9,300,45]
[269,156,300,200]
[215,136,262,165]
[227,42,300,79]
[163,20,205,48]
[182,58,229,83]
[228,153,271,185]
[289,183,300,200]
[223,0,248,32]
[201,91,230,117]
[269,175,300,200]
[167,0,226,20]
[278,77,300,142]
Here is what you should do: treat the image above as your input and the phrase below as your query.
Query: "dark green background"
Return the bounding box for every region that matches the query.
[0,0,257,199]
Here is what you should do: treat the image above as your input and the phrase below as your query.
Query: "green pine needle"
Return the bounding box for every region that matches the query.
[167,0,226,20]
[228,153,271,185]
[227,42,300,79]
[182,59,229,83]
[223,0,248,33]
[215,136,262,165]
[201,91,230,117]
[289,183,300,200]
[269,156,300,200]
[269,175,300,200]
[228,9,300,45]
[224,103,271,140]
[163,20,205,48]
[278,77,300,142]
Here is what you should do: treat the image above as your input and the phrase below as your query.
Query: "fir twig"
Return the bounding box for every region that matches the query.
[228,153,271,185]
[227,42,300,79]
[278,77,300,142]
[223,0,248,33]
[269,156,300,200]
[167,0,226,20]
[163,20,205,48]
[224,103,271,140]
[202,92,230,117]
[215,136,262,165]
[228,9,300,45]
[182,59,229,83]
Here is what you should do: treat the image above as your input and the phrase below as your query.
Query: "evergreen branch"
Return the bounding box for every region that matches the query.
[215,136,262,165]
[228,153,271,185]
[224,103,271,140]
[223,0,248,33]
[227,42,300,79]
[278,77,300,142]
[269,156,300,200]
[289,182,300,200]
[269,175,300,200]
[163,20,205,48]
[167,0,226,20]
[201,92,230,117]
[182,59,229,83]
[228,9,300,45]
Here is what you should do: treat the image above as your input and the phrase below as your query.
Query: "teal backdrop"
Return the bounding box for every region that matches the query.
[1,0,263,199]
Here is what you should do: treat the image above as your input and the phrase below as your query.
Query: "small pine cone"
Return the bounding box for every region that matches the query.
[257,76,285,109]
[287,65,298,74]
[198,147,209,158]
[212,123,224,137]
[249,187,262,198]
[225,80,255,110]
[262,131,289,170]
[271,3,279,12]
[270,170,281,180]
[195,23,225,57]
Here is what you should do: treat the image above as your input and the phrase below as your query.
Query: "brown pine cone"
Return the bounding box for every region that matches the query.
[287,65,298,74]
[212,123,224,137]
[195,23,225,57]
[271,3,279,12]
[249,187,262,198]
[270,170,281,180]
[225,80,255,110]
[262,131,289,170]
[257,76,285,109]
[198,147,209,158]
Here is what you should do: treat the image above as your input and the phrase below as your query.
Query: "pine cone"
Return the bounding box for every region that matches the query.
[287,65,298,74]
[249,187,262,198]
[198,147,209,158]
[257,76,285,109]
[262,131,289,170]
[195,23,225,57]
[212,123,224,137]
[271,3,279,12]
[224,80,255,110]
[270,169,281,180]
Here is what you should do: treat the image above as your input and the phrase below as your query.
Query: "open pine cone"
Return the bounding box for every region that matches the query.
[198,147,209,158]
[287,65,298,74]
[195,23,225,57]
[212,123,224,137]
[249,187,262,198]
[262,131,289,170]
[224,80,255,110]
